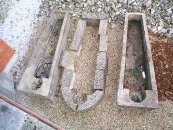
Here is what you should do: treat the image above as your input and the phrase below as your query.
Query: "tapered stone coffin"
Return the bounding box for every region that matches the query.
[117,13,158,108]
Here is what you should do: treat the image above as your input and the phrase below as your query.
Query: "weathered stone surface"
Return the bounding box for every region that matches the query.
[61,85,77,111]
[117,13,158,108]
[18,12,70,100]
[61,69,77,110]
[99,35,108,52]
[82,12,106,26]
[61,69,75,88]
[70,20,86,51]
[59,51,76,70]
[99,20,108,35]
[117,89,158,108]
[96,52,107,70]
[77,90,104,111]
[94,70,105,90]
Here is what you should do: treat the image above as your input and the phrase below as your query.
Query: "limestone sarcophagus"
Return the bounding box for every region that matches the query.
[18,12,70,100]
[117,13,158,108]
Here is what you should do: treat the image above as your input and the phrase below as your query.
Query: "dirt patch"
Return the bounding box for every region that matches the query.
[150,33,173,101]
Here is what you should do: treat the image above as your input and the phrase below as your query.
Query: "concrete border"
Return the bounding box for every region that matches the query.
[117,13,158,108]
[17,12,70,100]
[60,18,108,111]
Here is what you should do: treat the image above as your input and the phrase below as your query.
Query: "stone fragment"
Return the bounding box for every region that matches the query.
[96,52,107,70]
[61,69,77,110]
[77,90,104,111]
[94,70,105,90]
[59,51,76,70]
[82,12,106,26]
[70,20,86,51]
[61,69,75,88]
[99,35,108,52]
[99,20,108,35]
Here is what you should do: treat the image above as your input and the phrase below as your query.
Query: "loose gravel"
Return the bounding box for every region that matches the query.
[73,26,99,95]
[39,0,173,37]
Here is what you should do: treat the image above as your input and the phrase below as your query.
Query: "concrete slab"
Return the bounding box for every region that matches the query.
[0,100,56,130]
[0,100,26,130]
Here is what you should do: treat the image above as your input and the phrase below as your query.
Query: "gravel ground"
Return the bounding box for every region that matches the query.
[39,0,173,37]
[73,26,99,95]
[16,24,173,130]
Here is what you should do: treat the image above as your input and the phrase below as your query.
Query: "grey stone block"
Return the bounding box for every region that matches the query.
[61,85,77,111]
[99,20,108,35]
[99,35,108,52]
[96,52,107,70]
[77,90,104,111]
[61,69,77,110]
[59,51,77,70]
[61,69,75,87]
[70,20,86,51]
[117,13,158,108]
[82,12,107,26]
[93,70,105,90]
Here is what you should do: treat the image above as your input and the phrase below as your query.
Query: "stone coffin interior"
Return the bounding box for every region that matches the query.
[18,12,70,100]
[118,13,158,108]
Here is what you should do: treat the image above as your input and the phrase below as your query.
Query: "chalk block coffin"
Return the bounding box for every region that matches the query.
[117,13,158,108]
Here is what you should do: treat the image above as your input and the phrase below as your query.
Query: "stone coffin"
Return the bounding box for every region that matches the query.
[18,12,70,100]
[117,13,158,108]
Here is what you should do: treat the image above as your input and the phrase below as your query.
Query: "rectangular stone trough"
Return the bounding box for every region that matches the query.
[117,13,158,108]
[18,12,70,100]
